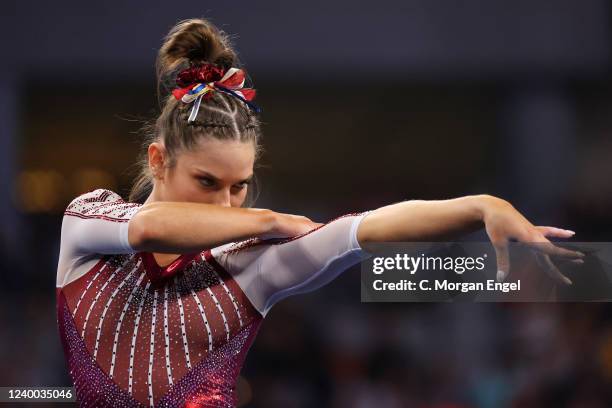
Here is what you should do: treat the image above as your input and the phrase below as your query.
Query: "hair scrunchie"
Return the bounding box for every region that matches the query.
[172,63,262,123]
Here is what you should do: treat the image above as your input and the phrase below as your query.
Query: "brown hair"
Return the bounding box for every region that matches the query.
[128,18,263,205]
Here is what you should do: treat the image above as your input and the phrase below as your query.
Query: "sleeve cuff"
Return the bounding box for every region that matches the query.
[119,221,134,252]
[349,210,374,257]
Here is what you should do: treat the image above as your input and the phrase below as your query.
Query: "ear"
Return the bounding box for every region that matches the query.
[148,142,166,179]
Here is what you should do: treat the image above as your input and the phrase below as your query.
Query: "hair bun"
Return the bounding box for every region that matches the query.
[156,18,238,100]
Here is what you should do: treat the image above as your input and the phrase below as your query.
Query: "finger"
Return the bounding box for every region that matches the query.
[492,240,510,282]
[535,253,573,285]
[535,226,576,238]
[526,239,585,259]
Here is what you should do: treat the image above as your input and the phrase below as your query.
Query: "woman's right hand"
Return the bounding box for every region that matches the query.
[254,209,324,240]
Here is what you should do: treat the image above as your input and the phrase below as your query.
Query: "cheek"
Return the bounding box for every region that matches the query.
[231,188,248,206]
[169,174,201,199]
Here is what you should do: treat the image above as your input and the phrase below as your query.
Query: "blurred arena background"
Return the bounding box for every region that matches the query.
[1,1,612,406]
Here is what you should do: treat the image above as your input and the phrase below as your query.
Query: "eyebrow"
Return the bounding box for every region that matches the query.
[195,170,254,183]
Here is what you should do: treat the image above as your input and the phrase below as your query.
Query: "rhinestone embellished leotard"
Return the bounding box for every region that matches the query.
[56,189,371,407]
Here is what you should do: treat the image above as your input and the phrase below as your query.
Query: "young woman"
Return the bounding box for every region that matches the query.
[55,18,584,407]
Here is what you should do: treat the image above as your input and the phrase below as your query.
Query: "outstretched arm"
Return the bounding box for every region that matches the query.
[214,195,586,317]
[356,194,585,284]
[356,195,487,244]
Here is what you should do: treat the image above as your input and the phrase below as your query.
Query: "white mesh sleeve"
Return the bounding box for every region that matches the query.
[56,188,144,287]
[212,211,373,317]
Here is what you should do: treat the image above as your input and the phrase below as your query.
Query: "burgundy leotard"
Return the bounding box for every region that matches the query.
[56,189,371,407]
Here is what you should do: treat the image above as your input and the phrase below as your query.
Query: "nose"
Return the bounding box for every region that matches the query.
[212,189,231,207]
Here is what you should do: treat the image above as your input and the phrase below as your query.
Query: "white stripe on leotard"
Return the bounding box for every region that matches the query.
[109,270,145,378]
[93,261,139,359]
[190,261,230,343]
[163,284,173,386]
[190,287,213,352]
[74,262,108,314]
[81,257,130,338]
[147,289,159,407]
[128,281,151,395]
[174,276,192,369]
[201,253,243,328]
[206,286,230,342]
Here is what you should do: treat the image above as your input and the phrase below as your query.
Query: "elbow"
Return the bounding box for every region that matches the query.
[128,207,156,252]
[356,217,373,246]
[355,211,384,251]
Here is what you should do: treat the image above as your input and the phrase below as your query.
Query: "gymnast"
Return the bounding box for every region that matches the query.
[55,18,584,407]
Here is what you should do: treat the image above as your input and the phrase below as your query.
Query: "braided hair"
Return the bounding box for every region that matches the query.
[129,18,263,206]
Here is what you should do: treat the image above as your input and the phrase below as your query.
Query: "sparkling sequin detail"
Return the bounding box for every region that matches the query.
[65,188,142,221]
[58,249,263,407]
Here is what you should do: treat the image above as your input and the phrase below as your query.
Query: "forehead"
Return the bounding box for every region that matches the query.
[179,138,255,177]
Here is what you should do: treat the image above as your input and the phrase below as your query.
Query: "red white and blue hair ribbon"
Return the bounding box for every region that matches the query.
[172,64,261,123]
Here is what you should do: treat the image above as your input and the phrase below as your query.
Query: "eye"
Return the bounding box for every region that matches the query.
[233,180,251,190]
[198,177,215,187]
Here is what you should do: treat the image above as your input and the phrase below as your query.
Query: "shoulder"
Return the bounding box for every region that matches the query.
[64,188,142,221]
[67,188,122,206]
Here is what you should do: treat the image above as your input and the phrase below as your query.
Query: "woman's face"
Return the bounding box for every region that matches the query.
[149,137,255,207]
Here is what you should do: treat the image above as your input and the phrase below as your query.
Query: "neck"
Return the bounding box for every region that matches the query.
[143,185,160,206]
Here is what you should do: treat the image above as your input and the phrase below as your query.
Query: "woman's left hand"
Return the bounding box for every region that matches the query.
[480,195,585,285]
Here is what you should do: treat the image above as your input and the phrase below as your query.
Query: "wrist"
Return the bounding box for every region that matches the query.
[247,208,279,235]
[472,194,507,222]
